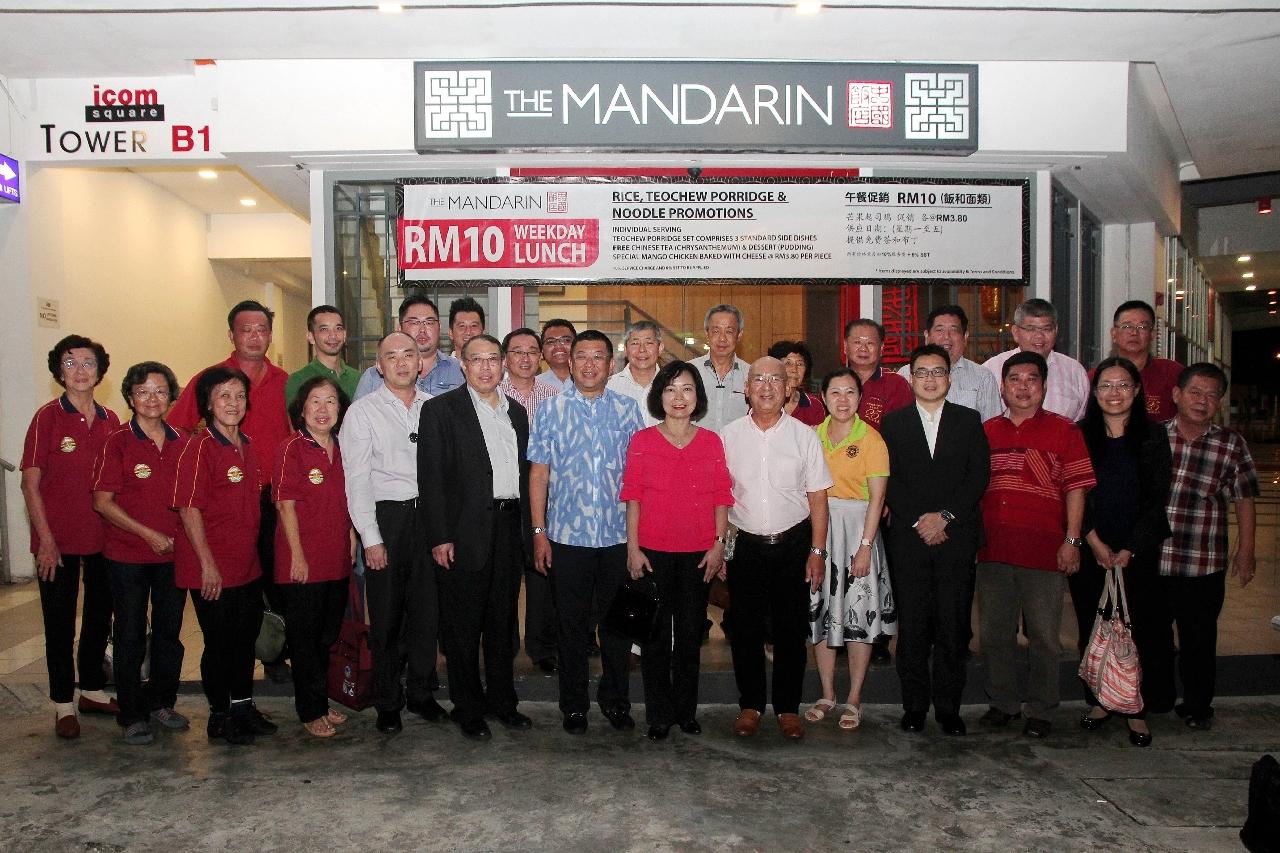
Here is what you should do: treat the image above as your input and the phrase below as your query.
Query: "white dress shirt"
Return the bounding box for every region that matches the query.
[341,382,431,547]
[722,412,834,536]
[469,386,520,499]
[916,402,942,457]
[606,365,659,427]
[898,356,1003,421]
[981,348,1090,422]
[692,355,750,434]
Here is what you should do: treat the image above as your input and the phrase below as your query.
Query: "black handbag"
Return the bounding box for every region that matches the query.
[603,576,661,644]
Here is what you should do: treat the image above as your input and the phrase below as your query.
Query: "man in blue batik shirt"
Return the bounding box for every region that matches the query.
[529,329,645,735]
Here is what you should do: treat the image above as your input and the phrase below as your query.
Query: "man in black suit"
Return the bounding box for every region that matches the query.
[880,344,990,736]
[419,334,534,740]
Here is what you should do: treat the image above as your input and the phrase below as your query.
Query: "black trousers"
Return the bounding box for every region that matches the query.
[522,567,558,663]
[549,541,631,716]
[1146,571,1226,716]
[438,504,523,723]
[887,532,975,718]
[727,521,811,716]
[282,579,348,723]
[255,486,288,664]
[639,548,710,728]
[38,552,112,703]
[366,500,438,713]
[191,582,263,712]
[108,560,186,726]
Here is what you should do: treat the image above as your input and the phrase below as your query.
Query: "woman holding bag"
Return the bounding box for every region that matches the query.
[1073,356,1173,747]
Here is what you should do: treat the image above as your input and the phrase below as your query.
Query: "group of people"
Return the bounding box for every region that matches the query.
[21,293,1258,751]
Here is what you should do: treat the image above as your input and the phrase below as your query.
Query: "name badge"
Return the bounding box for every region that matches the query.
[227,465,244,484]
[307,467,325,485]
[59,436,77,453]
[133,463,153,479]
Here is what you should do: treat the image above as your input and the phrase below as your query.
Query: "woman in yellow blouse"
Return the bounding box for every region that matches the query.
[804,368,895,731]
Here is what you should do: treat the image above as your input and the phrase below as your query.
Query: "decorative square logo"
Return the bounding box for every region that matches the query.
[546,191,568,213]
[421,70,493,139]
[847,81,893,130]
[904,72,971,140]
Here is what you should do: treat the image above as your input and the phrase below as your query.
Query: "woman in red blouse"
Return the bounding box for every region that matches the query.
[171,366,275,745]
[273,376,355,738]
[621,360,734,741]
[768,340,827,426]
[21,335,121,738]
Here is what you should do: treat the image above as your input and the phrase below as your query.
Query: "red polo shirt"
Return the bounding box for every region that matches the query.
[22,394,120,556]
[979,409,1096,572]
[170,428,262,589]
[92,418,187,564]
[169,354,290,486]
[857,367,914,431]
[271,430,352,584]
[1089,356,1183,422]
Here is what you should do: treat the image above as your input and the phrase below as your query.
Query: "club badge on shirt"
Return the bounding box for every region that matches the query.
[133,463,153,479]
[307,467,324,485]
[59,436,77,453]
[845,445,860,458]
[226,465,245,484]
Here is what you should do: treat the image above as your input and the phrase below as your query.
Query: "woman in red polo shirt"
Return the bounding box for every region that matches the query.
[621,360,733,741]
[21,334,121,739]
[92,361,189,746]
[171,366,276,746]
[272,376,355,738]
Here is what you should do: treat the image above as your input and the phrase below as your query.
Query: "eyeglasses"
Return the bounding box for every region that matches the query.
[465,354,501,367]
[62,358,98,371]
[544,335,573,347]
[846,337,879,348]
[1115,322,1153,333]
[131,387,170,400]
[748,374,785,386]
[1096,382,1135,393]
[507,348,540,358]
[401,317,438,330]
[1016,323,1056,336]
[911,367,950,379]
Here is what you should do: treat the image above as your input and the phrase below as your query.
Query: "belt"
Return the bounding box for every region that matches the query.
[493,498,520,512]
[377,497,419,508]
[737,520,808,546]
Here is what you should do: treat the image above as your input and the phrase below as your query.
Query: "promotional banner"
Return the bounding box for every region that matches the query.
[414,61,978,155]
[398,178,1028,285]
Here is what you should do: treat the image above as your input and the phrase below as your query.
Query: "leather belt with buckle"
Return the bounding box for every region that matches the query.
[493,498,520,511]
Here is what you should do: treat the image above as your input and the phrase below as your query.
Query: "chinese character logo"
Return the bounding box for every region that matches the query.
[904,73,970,140]
[847,81,892,129]
[546,191,568,213]
[422,70,493,139]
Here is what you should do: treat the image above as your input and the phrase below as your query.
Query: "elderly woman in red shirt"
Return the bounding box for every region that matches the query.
[272,375,355,738]
[622,360,734,741]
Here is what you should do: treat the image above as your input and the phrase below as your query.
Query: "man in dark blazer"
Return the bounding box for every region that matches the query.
[419,334,534,740]
[880,344,991,736]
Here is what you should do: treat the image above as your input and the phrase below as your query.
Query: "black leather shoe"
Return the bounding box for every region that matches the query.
[1079,710,1113,731]
[678,719,702,735]
[1022,717,1052,739]
[241,703,278,735]
[899,710,926,732]
[407,697,448,722]
[536,657,558,673]
[207,711,228,741]
[492,710,533,730]
[1127,725,1153,747]
[603,707,636,731]
[1185,714,1213,731]
[376,710,403,733]
[562,712,587,734]
[646,725,670,741]
[458,717,492,740]
[221,714,256,745]
[871,645,892,666]
[978,708,1021,728]
[937,713,966,736]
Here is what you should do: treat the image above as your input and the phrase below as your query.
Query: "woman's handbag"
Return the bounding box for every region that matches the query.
[255,607,286,664]
[1078,565,1144,715]
[603,575,661,645]
[328,574,375,711]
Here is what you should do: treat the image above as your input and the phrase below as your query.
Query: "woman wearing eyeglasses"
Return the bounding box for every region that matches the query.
[1072,356,1173,747]
[21,335,121,738]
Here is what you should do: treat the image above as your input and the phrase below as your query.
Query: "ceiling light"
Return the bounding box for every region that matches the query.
[239,197,257,207]
[1245,285,1257,291]
[1175,290,1186,296]
[1270,290,1278,295]
[1238,255,1252,263]
[197,169,217,180]
[796,1,823,13]
[1261,197,1274,214]
[1243,272,1255,279]
[377,2,403,12]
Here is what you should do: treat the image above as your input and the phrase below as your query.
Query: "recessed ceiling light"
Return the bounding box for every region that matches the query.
[239,197,257,207]
[197,169,218,180]
[796,1,823,13]
[1245,285,1257,291]
[1237,255,1252,262]
[377,2,403,12]
[1243,271,1255,279]
[1175,290,1186,296]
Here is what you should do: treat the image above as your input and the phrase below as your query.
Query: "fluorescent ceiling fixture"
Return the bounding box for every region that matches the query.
[1245,284,1257,291]
[1175,289,1186,296]
[378,2,403,12]
[1238,255,1252,262]
[197,169,218,180]
[1243,271,1255,279]
[796,1,823,13]
[239,197,257,207]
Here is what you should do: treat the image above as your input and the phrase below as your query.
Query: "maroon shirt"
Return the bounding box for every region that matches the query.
[22,394,120,555]
[1089,356,1183,423]
[271,430,352,584]
[790,390,828,426]
[857,367,914,431]
[92,418,187,564]
[171,428,262,589]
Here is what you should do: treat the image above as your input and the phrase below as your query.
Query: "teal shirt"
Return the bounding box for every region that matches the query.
[286,358,361,405]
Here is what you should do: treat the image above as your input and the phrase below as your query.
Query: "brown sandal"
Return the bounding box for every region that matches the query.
[303,718,336,738]
[325,708,348,726]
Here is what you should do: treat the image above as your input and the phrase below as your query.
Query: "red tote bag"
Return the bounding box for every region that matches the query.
[328,574,375,711]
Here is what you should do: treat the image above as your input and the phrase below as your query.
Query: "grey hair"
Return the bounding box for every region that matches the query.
[1013,298,1057,327]
[704,303,744,332]
[624,320,662,343]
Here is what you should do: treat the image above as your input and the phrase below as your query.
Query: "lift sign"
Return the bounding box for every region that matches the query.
[399,219,600,269]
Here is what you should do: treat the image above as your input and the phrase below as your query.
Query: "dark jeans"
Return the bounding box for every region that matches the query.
[38,552,112,703]
[639,548,710,728]
[282,579,348,723]
[108,560,186,726]
[727,521,811,716]
[548,541,631,716]
[256,487,287,664]
[366,500,438,713]
[438,505,523,723]
[190,582,263,712]
[1148,571,1226,717]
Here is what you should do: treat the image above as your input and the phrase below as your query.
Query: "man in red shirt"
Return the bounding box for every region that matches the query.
[977,351,1096,739]
[845,318,914,431]
[1093,300,1183,422]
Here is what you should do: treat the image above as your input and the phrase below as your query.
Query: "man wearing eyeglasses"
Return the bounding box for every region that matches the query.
[845,318,914,431]
[1096,300,1183,421]
[981,298,1090,421]
[537,319,577,391]
[896,305,1002,421]
[607,320,665,427]
[352,295,464,401]
[418,335,533,740]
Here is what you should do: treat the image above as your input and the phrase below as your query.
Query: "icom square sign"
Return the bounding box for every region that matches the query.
[413,61,978,155]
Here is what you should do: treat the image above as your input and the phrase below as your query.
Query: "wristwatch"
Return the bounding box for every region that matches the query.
[1064,536,1084,547]
[939,510,956,523]
[810,547,829,559]
[860,538,873,548]
[532,526,545,536]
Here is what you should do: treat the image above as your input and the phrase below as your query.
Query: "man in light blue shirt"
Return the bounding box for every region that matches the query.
[353,295,464,401]
[896,304,1003,422]
[529,329,644,735]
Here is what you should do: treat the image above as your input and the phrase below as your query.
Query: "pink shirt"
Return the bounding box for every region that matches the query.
[620,426,733,553]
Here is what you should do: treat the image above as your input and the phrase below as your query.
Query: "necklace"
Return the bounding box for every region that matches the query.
[660,423,694,448]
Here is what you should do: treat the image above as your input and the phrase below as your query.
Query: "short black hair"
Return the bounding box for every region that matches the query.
[571,329,613,357]
[1176,362,1228,393]
[1113,300,1156,325]
[502,327,541,353]
[460,334,502,360]
[926,304,969,335]
[121,361,179,412]
[646,360,708,422]
[228,300,274,331]
[307,304,344,331]
[288,375,350,433]
[1001,350,1047,381]
[909,343,951,370]
[195,366,251,425]
[541,318,577,339]
[820,367,862,396]
[48,334,109,388]
[767,340,814,375]
[449,296,486,329]
[844,318,885,341]
[398,294,439,322]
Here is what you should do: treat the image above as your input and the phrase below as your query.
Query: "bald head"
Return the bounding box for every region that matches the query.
[378,330,422,391]
[746,356,787,419]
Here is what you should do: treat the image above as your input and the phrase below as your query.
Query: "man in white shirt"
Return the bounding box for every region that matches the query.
[722,356,833,741]
[898,305,1003,422]
[606,320,664,427]
[342,331,445,734]
[982,299,1090,421]
[691,304,750,434]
